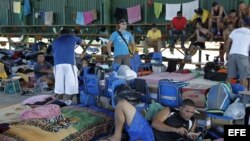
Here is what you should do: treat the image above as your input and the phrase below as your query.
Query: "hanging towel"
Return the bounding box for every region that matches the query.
[13,1,21,14]
[24,0,31,16]
[165,3,181,21]
[183,0,199,20]
[154,2,163,18]
[83,11,93,25]
[44,11,54,25]
[127,5,141,24]
[91,9,97,21]
[76,12,85,25]
[114,7,127,23]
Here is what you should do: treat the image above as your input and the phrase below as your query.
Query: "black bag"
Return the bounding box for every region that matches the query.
[114,85,143,106]
[166,59,179,72]
[204,62,227,81]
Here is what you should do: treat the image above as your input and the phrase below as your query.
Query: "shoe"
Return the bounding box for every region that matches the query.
[65,100,72,106]
[45,87,54,92]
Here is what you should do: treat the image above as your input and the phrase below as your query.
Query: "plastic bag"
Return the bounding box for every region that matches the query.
[224,98,245,119]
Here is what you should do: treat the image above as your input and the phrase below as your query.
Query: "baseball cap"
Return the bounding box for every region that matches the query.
[118,19,127,24]
[194,8,203,15]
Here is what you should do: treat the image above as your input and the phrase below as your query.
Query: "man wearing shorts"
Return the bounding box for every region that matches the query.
[52,28,85,101]
[225,18,250,87]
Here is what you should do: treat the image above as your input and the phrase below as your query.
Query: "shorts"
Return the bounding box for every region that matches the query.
[125,110,155,141]
[227,54,248,79]
[54,64,78,95]
[114,54,131,67]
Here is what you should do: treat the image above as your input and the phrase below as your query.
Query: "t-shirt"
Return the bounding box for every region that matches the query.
[153,109,195,141]
[172,17,187,30]
[147,29,162,40]
[191,9,209,24]
[229,27,250,56]
[109,31,134,57]
[52,35,82,65]
[34,62,53,79]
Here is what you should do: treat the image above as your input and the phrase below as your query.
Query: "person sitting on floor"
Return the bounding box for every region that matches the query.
[185,21,213,63]
[169,11,187,50]
[101,99,200,141]
[33,52,54,88]
[144,23,164,54]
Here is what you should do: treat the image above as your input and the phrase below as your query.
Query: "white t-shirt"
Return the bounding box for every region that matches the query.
[229,27,250,56]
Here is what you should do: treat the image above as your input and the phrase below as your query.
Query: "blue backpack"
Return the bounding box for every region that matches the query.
[206,82,233,114]
[105,77,127,107]
[158,79,186,107]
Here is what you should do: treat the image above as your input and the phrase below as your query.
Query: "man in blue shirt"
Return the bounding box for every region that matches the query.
[52,28,85,101]
[106,19,136,67]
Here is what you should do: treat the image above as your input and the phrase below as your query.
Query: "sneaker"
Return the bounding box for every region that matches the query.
[65,100,72,106]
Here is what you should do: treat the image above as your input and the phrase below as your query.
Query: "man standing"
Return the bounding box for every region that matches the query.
[52,28,85,102]
[225,18,250,87]
[144,23,164,53]
[107,19,136,67]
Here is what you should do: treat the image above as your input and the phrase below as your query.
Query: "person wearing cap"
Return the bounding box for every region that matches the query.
[208,2,225,36]
[106,19,136,67]
[144,23,164,53]
[191,8,209,24]
[169,11,187,49]
[52,28,86,102]
[225,18,250,87]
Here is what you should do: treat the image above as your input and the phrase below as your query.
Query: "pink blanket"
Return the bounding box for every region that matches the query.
[20,104,61,121]
[138,72,195,85]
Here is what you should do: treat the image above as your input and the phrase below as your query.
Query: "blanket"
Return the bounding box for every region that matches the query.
[0,104,31,124]
[138,72,197,86]
[1,106,113,141]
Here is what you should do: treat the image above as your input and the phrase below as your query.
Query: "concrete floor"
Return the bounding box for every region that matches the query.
[0,91,55,107]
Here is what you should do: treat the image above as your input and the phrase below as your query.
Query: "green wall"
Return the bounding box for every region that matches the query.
[0,0,249,26]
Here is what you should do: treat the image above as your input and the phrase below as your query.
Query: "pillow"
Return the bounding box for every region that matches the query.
[22,95,55,105]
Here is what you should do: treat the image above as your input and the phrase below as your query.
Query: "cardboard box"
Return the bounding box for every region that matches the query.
[182,84,210,108]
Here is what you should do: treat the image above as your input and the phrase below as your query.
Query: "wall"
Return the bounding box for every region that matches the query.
[0,0,249,26]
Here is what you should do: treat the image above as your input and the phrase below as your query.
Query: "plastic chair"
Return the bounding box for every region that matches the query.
[151,52,162,65]
[131,54,151,76]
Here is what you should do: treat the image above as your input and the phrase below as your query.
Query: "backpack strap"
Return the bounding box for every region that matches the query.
[116,30,133,55]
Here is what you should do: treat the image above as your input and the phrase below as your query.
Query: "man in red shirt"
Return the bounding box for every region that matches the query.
[169,11,187,49]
